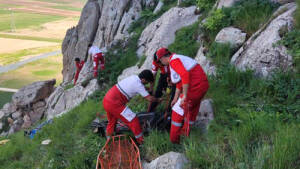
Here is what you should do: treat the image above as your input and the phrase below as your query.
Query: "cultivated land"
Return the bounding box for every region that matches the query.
[0,0,85,94]
[0,53,63,89]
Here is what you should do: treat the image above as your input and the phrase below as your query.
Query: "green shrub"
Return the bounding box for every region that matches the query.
[203,9,227,31]
[197,0,216,12]
[168,22,200,57]
[225,0,278,35]
[206,42,233,66]
[277,30,300,73]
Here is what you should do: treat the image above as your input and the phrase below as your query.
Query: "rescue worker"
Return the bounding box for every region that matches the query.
[87,44,105,78]
[74,57,84,85]
[156,47,209,144]
[102,70,159,144]
[148,52,170,112]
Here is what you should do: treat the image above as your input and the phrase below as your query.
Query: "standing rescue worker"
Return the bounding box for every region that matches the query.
[87,44,105,78]
[74,57,84,85]
[156,47,209,144]
[102,70,159,144]
[148,53,170,112]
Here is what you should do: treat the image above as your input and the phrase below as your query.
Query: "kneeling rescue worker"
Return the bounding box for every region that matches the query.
[102,70,160,144]
[156,47,209,144]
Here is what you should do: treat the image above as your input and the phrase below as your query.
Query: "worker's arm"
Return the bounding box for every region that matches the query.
[171,87,181,107]
[170,59,189,106]
[145,95,161,102]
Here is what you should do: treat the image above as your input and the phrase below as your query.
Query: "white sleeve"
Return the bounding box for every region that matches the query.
[137,83,149,97]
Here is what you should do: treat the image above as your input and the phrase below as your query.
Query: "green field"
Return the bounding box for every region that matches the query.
[0,9,63,31]
[0,91,13,108]
[51,5,82,11]
[0,45,60,66]
[0,54,63,89]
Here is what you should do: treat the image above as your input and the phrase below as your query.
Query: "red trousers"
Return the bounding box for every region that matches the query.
[103,85,143,143]
[93,53,105,77]
[170,65,209,143]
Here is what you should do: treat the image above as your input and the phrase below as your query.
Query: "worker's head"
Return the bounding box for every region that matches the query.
[74,57,80,63]
[88,43,92,48]
[138,69,154,84]
[153,52,163,66]
[156,47,171,66]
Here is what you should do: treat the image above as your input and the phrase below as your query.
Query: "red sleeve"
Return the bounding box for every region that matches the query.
[176,81,182,90]
[152,61,158,72]
[79,61,85,69]
[170,58,190,85]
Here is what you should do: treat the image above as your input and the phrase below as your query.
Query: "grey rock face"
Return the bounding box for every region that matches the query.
[270,0,295,4]
[231,3,296,77]
[194,46,216,76]
[62,0,158,83]
[195,99,214,131]
[62,0,100,83]
[143,152,188,169]
[45,79,99,119]
[154,1,164,14]
[119,6,200,80]
[12,79,55,107]
[216,0,240,9]
[215,27,246,49]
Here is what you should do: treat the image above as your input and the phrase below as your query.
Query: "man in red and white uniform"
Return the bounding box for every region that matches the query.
[156,47,209,144]
[102,70,159,144]
[88,44,105,78]
[74,57,84,85]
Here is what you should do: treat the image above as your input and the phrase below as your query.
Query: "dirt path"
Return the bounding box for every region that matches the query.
[0,87,18,92]
[0,50,60,73]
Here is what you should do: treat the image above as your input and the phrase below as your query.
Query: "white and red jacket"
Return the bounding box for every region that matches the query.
[116,75,150,101]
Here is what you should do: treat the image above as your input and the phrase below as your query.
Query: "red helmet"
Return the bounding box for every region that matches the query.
[156,47,171,60]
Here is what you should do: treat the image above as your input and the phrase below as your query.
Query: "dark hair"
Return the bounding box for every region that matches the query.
[138,69,154,83]
[153,52,158,61]
[74,57,80,62]
[163,48,171,57]
[88,43,92,48]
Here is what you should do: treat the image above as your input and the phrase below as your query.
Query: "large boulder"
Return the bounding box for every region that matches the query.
[270,0,295,4]
[215,27,246,49]
[195,99,214,131]
[12,79,55,107]
[143,152,188,169]
[194,46,216,76]
[119,6,200,80]
[45,79,99,119]
[0,80,56,135]
[231,3,296,77]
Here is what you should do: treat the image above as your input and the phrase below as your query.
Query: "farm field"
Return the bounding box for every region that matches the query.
[0,0,86,95]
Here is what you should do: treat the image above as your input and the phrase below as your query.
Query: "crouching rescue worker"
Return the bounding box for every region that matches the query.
[156,47,209,144]
[87,44,105,78]
[102,70,159,144]
[74,57,84,85]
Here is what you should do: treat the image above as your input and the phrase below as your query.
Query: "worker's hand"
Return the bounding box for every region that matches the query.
[180,96,186,108]
[171,98,178,107]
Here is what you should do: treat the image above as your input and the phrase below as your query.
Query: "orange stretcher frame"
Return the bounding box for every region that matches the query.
[96,135,142,169]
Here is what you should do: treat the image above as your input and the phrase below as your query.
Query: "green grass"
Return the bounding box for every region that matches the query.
[51,5,82,12]
[168,22,200,57]
[0,9,63,31]
[0,91,14,108]
[0,54,63,89]
[0,46,60,66]
[0,34,62,43]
